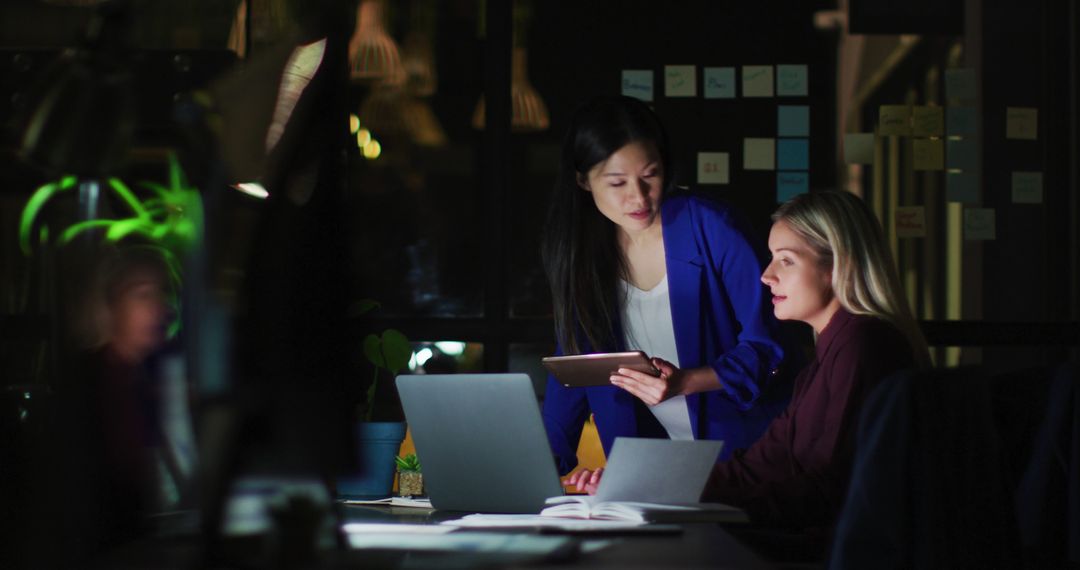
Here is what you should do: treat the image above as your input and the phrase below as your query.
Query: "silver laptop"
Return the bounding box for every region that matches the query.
[395,373,565,513]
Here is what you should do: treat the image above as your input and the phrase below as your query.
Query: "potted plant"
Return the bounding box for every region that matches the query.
[394,453,423,497]
[336,300,412,499]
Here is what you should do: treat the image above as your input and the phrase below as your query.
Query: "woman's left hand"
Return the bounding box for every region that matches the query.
[610,357,684,405]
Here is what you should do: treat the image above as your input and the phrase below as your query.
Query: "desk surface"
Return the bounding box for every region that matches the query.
[89,504,788,569]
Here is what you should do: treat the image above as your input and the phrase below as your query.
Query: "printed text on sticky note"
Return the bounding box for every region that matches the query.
[912,106,944,137]
[742,66,774,98]
[1006,107,1038,140]
[665,65,696,97]
[879,105,912,136]
[622,70,654,102]
[697,152,730,185]
[777,172,809,202]
[776,64,808,97]
[964,208,995,241]
[703,67,736,99]
[895,206,927,238]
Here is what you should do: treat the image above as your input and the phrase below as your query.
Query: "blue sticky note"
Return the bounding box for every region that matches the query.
[946,107,977,135]
[622,70,654,102]
[704,67,736,99]
[778,105,809,137]
[777,64,808,96]
[946,139,977,170]
[777,172,809,202]
[777,138,809,171]
[946,172,978,203]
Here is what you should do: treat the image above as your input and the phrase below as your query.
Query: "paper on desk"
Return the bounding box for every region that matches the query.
[442,513,649,532]
[345,529,576,554]
[342,523,454,535]
[342,496,433,508]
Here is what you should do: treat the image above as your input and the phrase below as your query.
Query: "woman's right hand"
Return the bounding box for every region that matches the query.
[564,467,604,495]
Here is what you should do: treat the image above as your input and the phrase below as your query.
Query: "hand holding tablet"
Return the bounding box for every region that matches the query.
[542,351,660,388]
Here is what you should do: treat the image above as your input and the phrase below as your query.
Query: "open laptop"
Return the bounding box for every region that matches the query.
[396,373,565,513]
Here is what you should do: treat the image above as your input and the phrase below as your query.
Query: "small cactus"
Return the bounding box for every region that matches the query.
[395,453,421,472]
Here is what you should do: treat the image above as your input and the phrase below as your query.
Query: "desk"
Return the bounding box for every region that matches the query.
[337,503,776,569]
[87,504,784,569]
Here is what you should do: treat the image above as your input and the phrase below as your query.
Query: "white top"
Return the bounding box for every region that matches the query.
[620,275,694,440]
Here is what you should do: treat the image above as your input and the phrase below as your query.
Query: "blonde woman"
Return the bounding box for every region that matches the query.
[702,189,930,531]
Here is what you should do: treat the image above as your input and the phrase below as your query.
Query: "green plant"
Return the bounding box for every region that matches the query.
[18,153,203,339]
[352,299,411,421]
[394,453,421,473]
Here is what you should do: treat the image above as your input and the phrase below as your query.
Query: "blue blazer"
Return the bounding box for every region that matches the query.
[542,194,791,475]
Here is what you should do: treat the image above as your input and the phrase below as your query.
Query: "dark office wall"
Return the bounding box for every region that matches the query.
[981,0,1080,367]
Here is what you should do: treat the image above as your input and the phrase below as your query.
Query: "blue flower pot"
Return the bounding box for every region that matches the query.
[337,422,406,499]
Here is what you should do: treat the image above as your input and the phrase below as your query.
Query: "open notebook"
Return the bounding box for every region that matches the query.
[540,437,747,524]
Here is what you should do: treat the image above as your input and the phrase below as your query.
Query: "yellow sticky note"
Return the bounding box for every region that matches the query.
[742,66,774,98]
[895,206,927,238]
[665,65,696,97]
[1006,107,1038,140]
[843,133,875,165]
[697,152,730,185]
[912,106,944,137]
[879,105,912,136]
[913,138,944,171]
[743,138,775,170]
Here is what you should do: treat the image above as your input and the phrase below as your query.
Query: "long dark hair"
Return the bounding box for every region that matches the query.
[541,96,676,354]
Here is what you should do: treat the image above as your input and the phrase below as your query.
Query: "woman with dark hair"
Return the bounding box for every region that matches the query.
[541,96,791,488]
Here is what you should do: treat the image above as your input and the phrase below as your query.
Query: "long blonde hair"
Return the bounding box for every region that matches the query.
[773,190,930,368]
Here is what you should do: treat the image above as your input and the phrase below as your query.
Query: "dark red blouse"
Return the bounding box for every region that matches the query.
[704,308,917,529]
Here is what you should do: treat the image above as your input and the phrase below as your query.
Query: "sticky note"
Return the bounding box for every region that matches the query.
[1006,107,1038,140]
[879,105,912,136]
[912,106,944,137]
[964,208,996,241]
[665,65,696,97]
[895,206,927,238]
[703,67,736,99]
[946,172,979,203]
[697,152,730,185]
[946,139,978,170]
[1012,171,1043,204]
[777,172,809,202]
[777,138,809,170]
[913,139,944,171]
[945,68,977,101]
[776,64,808,96]
[743,138,776,170]
[946,107,977,136]
[742,66,774,98]
[843,133,875,164]
[778,105,810,137]
[622,70,654,102]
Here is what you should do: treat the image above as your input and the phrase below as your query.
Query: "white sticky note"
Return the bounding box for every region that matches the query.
[964,208,995,240]
[945,68,977,101]
[912,106,944,137]
[621,70,654,102]
[879,105,912,136]
[843,133,875,164]
[697,152,730,185]
[946,139,978,170]
[946,107,977,136]
[913,139,944,171]
[743,138,775,170]
[665,65,696,97]
[742,66,774,98]
[703,67,736,99]
[1006,107,1038,140]
[1012,171,1043,204]
[946,172,979,203]
[776,64,808,96]
[778,105,810,137]
[895,206,927,238]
